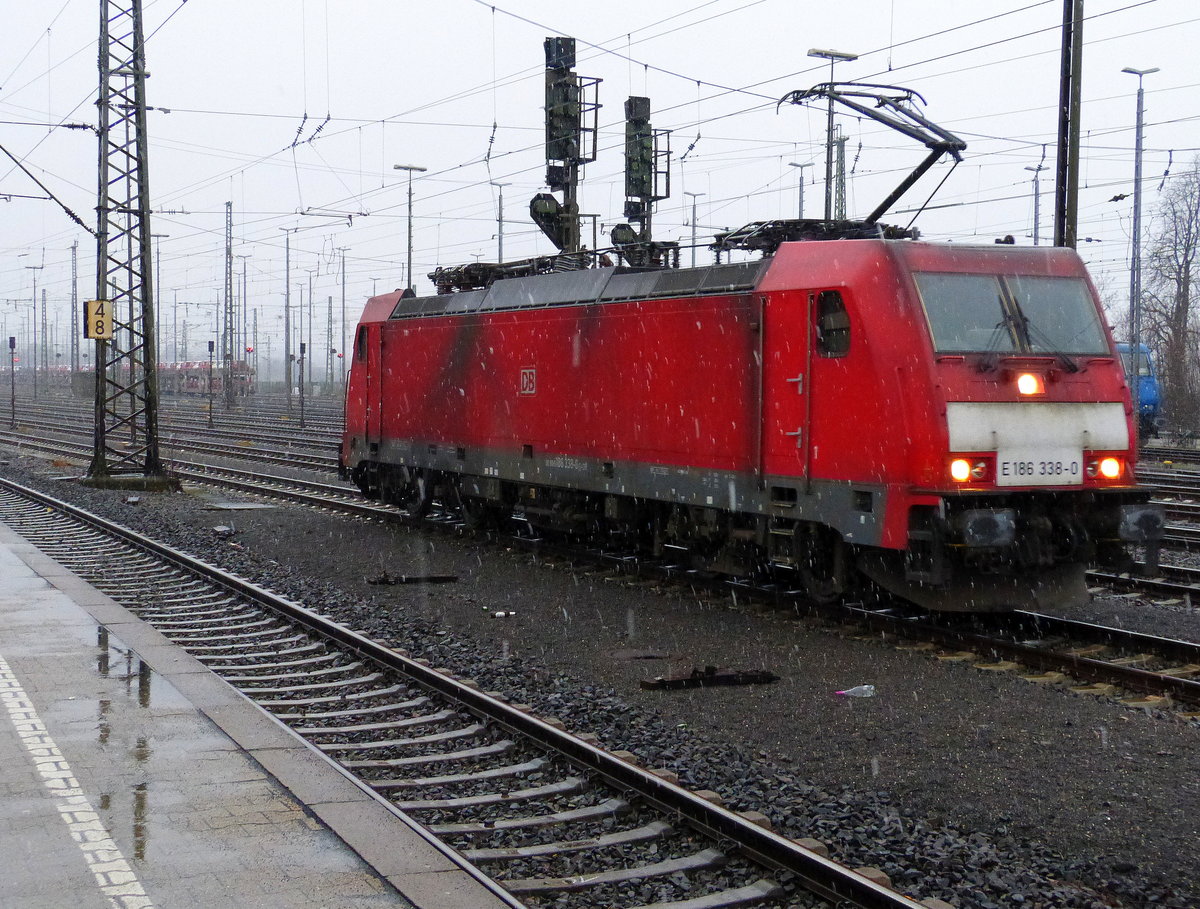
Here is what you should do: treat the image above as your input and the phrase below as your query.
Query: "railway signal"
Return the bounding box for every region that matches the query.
[531,37,599,255]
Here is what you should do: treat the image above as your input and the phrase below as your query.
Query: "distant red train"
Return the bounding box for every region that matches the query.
[157,360,256,397]
[43,362,256,397]
[341,239,1162,611]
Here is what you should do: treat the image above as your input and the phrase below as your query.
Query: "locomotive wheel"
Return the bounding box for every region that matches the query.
[798,526,848,604]
[459,494,507,531]
[398,467,433,518]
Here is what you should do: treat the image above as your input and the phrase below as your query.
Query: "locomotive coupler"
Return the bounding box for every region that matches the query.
[1118,502,1165,575]
[953,508,1016,547]
[1117,502,1165,543]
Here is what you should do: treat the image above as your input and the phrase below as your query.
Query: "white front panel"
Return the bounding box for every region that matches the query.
[945,402,1129,453]
[947,402,1128,488]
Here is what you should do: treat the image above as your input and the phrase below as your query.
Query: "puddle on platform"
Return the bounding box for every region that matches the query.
[94,625,186,710]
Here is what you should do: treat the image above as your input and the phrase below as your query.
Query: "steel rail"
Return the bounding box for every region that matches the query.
[9,431,1200,709]
[841,604,1200,705]
[0,475,926,909]
[4,413,338,470]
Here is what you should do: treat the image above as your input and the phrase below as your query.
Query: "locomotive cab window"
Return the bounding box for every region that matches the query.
[913,273,1016,353]
[914,272,1109,355]
[815,290,851,357]
[1006,275,1108,355]
[355,326,368,361]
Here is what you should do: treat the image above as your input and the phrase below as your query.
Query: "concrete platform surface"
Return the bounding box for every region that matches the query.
[0,523,514,909]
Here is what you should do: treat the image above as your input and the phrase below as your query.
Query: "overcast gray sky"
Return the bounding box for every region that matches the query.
[1,0,1196,366]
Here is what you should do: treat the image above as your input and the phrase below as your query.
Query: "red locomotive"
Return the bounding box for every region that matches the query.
[340,237,1163,611]
[341,63,1161,612]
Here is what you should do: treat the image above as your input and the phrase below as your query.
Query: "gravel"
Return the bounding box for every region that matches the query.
[3,446,1198,909]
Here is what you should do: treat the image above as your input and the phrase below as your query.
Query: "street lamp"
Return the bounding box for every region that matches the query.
[808,48,858,221]
[393,164,428,292]
[1122,65,1159,442]
[1024,164,1046,246]
[237,253,250,370]
[490,182,511,263]
[206,339,215,428]
[684,191,705,267]
[337,247,349,388]
[152,233,169,358]
[24,262,43,400]
[298,341,306,429]
[8,336,15,429]
[788,161,814,220]
[280,226,299,414]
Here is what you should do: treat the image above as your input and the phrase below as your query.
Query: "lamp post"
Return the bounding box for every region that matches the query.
[152,233,169,360]
[337,247,348,388]
[8,336,14,429]
[1122,65,1158,441]
[393,164,427,292]
[807,48,858,221]
[788,161,814,220]
[206,339,214,428]
[1024,164,1046,246]
[280,227,299,413]
[24,263,43,400]
[298,342,307,428]
[237,253,250,371]
[305,269,316,394]
[684,191,705,267]
[490,182,511,263]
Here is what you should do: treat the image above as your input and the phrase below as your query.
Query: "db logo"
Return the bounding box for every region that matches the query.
[519,367,537,395]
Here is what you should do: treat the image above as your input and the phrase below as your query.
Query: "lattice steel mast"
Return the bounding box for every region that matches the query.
[88,0,164,479]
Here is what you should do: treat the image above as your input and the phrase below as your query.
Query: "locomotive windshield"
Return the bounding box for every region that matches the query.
[914,272,1110,355]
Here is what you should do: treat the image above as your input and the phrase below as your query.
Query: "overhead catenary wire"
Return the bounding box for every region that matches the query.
[1,1,1192,314]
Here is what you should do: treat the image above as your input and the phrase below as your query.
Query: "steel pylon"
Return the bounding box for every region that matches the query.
[88,0,164,479]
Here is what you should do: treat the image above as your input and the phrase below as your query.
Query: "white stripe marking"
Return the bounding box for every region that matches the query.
[0,654,155,909]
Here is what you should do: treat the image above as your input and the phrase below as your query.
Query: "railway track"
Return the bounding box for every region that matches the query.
[1140,444,1200,466]
[846,601,1200,711]
[0,419,338,474]
[0,430,387,523]
[0,475,926,909]
[6,429,1200,712]
[20,393,346,436]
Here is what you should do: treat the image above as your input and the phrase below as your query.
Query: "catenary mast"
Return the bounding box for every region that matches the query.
[87,0,166,483]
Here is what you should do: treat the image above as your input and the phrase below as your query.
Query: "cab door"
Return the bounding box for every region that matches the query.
[362,325,383,451]
[762,290,810,482]
[804,287,854,481]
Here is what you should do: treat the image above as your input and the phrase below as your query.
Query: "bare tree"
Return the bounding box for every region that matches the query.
[1141,157,1200,428]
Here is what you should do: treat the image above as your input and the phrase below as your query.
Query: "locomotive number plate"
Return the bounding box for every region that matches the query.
[995,447,1082,487]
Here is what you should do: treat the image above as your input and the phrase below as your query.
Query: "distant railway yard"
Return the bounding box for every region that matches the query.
[0,391,1197,909]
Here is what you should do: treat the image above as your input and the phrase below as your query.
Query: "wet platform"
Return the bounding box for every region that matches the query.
[0,523,514,909]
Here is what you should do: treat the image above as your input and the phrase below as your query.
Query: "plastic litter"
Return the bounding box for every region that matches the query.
[835,684,876,698]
